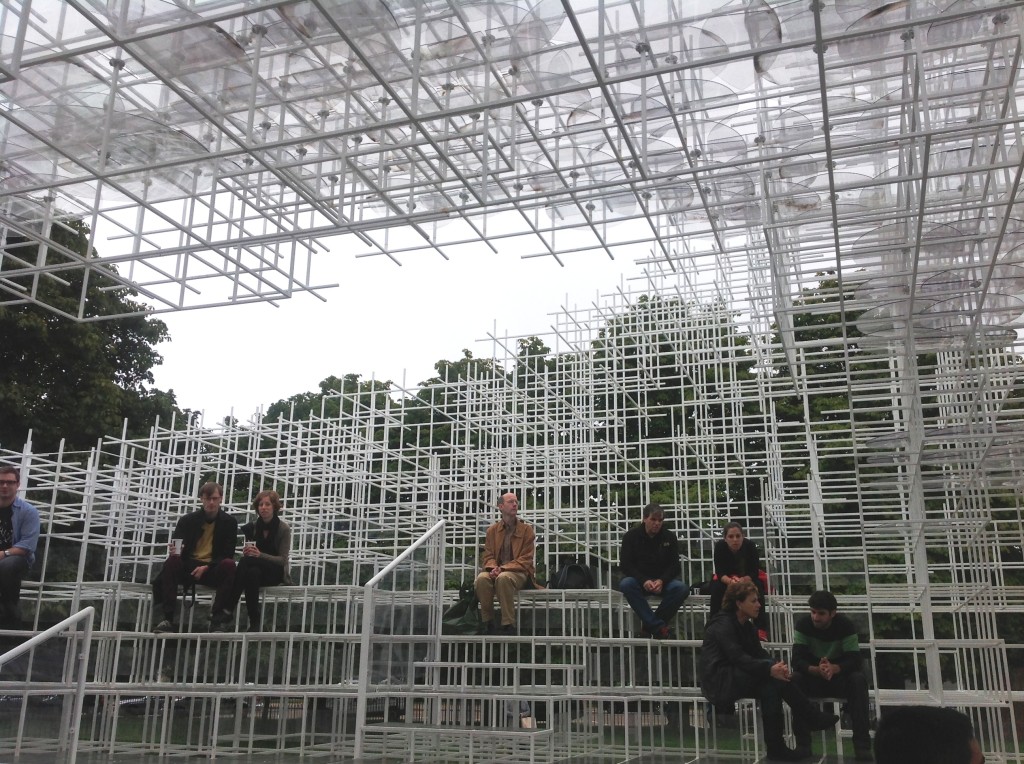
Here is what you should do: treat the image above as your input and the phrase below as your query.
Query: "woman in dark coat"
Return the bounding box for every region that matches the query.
[708,521,769,635]
[699,581,837,762]
[215,489,292,631]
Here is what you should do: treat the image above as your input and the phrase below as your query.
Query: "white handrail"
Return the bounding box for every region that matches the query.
[363,520,446,588]
[354,520,446,758]
[0,606,95,764]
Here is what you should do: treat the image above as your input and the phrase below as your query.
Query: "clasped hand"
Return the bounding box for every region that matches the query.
[818,658,837,680]
[770,661,792,681]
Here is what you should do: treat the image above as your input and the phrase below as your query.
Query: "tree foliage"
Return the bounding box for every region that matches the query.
[0,220,179,452]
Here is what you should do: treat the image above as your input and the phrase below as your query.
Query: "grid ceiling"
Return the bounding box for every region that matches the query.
[0,0,1020,323]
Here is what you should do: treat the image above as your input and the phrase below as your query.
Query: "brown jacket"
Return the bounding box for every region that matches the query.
[481,519,536,578]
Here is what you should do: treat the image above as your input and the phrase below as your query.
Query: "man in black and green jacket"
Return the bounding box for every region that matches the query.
[791,590,873,761]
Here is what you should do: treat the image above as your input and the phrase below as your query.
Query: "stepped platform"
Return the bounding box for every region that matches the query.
[0,576,1018,763]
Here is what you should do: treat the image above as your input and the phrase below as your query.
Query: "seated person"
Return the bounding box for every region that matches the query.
[791,590,873,761]
[874,706,984,764]
[474,491,535,636]
[708,520,769,637]
[618,502,689,639]
[0,466,40,629]
[217,490,292,632]
[699,580,838,762]
[151,482,237,633]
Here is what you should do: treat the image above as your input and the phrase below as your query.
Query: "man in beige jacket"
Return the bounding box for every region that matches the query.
[475,491,535,635]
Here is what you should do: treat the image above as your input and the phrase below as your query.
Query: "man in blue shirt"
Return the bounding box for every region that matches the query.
[0,465,40,629]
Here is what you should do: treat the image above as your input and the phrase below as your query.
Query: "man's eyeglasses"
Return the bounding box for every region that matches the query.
[0,480,18,486]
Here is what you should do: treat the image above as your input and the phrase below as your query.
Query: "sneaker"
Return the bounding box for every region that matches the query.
[153,619,177,634]
[652,625,674,640]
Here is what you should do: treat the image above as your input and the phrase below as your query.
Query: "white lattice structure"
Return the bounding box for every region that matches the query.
[2,0,1024,761]
[0,264,1022,760]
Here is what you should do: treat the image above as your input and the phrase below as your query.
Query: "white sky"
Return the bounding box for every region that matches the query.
[153,248,640,423]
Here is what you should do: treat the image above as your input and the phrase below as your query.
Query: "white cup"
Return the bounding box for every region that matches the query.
[169,538,183,556]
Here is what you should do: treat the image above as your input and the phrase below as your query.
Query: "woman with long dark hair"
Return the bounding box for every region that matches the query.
[708,520,769,637]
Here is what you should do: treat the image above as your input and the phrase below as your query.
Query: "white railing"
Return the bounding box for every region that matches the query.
[0,606,95,764]
[354,519,446,758]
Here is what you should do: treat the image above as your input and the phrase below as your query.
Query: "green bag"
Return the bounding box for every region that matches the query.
[441,585,480,635]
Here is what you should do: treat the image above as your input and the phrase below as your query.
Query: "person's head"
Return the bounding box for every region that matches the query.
[198,482,224,519]
[723,521,745,552]
[497,492,519,523]
[253,490,281,522]
[642,503,664,536]
[808,590,838,630]
[875,706,983,764]
[722,580,760,622]
[0,466,19,507]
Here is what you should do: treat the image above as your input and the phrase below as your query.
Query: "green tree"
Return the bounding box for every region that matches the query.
[0,220,178,452]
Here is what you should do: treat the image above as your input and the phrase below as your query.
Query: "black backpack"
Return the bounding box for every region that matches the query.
[550,560,596,589]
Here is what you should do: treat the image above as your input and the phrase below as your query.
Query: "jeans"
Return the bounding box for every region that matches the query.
[619,577,689,631]
[0,554,29,627]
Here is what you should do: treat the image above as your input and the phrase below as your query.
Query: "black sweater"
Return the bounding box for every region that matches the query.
[620,524,681,583]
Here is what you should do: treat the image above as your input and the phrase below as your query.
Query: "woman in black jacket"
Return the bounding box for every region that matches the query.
[699,581,837,762]
[214,490,292,631]
[708,521,770,636]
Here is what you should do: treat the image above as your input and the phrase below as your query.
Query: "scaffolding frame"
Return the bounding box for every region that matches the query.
[1,0,1024,760]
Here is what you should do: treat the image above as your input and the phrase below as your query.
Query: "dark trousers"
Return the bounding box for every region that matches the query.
[792,670,871,747]
[0,555,28,628]
[729,672,822,751]
[154,556,236,620]
[224,556,284,624]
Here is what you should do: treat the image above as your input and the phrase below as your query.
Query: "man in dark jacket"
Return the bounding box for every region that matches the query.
[699,580,838,762]
[790,590,873,760]
[619,503,688,639]
[151,482,237,633]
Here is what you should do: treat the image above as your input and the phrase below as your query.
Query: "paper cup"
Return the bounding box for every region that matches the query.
[169,538,183,556]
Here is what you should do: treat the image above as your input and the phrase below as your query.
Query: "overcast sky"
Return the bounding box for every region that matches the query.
[153,248,640,423]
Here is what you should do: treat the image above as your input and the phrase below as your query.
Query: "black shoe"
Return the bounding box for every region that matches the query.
[243,619,261,633]
[153,619,177,634]
[853,742,874,761]
[478,620,496,635]
[793,743,813,760]
[209,610,232,632]
[765,745,805,762]
[807,711,839,732]
[499,623,517,636]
